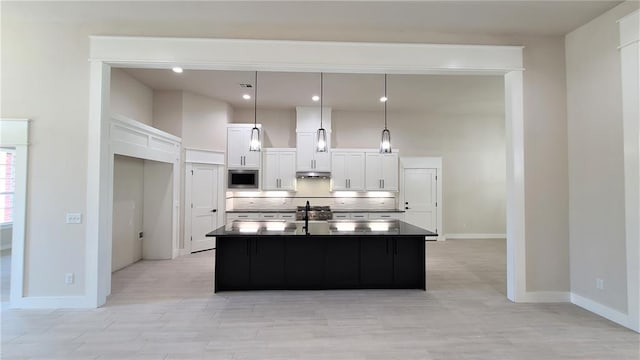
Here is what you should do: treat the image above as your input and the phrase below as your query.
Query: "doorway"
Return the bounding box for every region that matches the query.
[88,37,526,306]
[403,168,438,233]
[186,163,221,253]
[401,157,443,241]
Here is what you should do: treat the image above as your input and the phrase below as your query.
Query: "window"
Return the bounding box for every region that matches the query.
[0,149,16,224]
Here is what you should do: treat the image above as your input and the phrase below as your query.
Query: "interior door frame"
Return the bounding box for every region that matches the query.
[87,36,526,306]
[400,157,443,241]
[0,119,29,307]
[183,149,225,255]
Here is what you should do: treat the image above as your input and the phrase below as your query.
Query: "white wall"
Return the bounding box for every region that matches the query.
[111,155,144,272]
[182,91,232,153]
[565,1,639,314]
[142,160,173,260]
[233,108,297,148]
[152,90,183,137]
[333,108,506,235]
[110,68,154,125]
[1,5,570,298]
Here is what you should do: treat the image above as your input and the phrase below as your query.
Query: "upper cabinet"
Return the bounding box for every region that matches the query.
[296,133,331,172]
[331,151,365,191]
[296,107,332,173]
[365,152,399,191]
[227,125,261,169]
[263,148,296,191]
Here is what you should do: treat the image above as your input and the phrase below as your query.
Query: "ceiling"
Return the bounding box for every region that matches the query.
[122,69,504,112]
[7,0,619,113]
[3,1,621,37]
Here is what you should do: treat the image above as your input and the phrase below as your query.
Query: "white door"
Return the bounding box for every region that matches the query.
[403,168,437,232]
[189,164,219,252]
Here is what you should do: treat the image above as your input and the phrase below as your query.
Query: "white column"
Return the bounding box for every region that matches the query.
[618,10,640,333]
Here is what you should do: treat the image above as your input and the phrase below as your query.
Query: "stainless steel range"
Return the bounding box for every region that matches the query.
[296,205,333,221]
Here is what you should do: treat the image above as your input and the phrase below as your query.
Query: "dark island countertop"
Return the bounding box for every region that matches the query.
[206,220,437,238]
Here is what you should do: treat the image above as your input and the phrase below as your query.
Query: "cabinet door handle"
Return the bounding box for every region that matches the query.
[386,239,389,254]
[382,179,385,188]
[394,240,398,255]
[348,179,350,188]
[246,239,250,256]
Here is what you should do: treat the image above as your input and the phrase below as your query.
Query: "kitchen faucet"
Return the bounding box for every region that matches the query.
[303,200,310,235]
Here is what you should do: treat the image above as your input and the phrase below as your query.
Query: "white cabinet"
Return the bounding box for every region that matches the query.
[350,212,369,220]
[368,212,404,220]
[365,152,399,191]
[296,132,331,172]
[263,149,296,191]
[259,213,295,220]
[332,212,404,220]
[331,152,365,191]
[227,126,261,169]
[226,212,260,223]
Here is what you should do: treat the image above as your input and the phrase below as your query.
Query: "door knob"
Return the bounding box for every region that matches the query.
[405,207,410,210]
[405,202,409,205]
[211,209,217,212]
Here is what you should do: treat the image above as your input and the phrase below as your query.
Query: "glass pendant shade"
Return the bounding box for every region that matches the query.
[380,128,392,153]
[249,126,261,152]
[249,71,261,152]
[316,72,328,152]
[316,128,328,152]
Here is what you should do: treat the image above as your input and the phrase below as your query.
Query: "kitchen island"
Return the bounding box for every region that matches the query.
[206,220,437,292]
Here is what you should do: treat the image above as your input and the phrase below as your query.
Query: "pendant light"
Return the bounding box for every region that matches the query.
[380,74,392,153]
[316,72,328,152]
[249,71,261,152]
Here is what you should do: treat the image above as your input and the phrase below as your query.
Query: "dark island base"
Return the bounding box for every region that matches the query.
[215,235,426,292]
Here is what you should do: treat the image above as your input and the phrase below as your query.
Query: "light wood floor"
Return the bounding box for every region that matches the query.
[1,240,638,359]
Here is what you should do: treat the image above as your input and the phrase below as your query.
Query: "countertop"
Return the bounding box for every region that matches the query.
[226,209,404,213]
[207,220,437,237]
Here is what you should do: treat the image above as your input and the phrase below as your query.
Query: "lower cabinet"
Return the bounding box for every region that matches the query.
[216,236,284,290]
[215,236,425,291]
[325,237,360,288]
[360,237,394,286]
[285,237,325,288]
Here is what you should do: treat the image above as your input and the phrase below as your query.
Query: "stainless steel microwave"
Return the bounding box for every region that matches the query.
[228,169,259,189]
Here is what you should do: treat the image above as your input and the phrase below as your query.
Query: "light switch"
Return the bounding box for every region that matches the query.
[66,213,82,224]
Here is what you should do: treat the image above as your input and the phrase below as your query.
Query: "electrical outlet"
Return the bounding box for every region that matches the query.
[65,273,74,285]
[596,278,604,290]
[66,213,82,224]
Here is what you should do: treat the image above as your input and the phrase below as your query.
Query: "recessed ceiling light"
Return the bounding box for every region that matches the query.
[243,94,251,100]
[379,96,388,102]
[312,95,320,102]
[172,67,183,74]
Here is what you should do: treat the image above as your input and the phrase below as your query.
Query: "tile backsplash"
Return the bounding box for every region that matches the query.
[227,178,398,211]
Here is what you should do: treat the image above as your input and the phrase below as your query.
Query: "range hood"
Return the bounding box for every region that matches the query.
[296,171,331,178]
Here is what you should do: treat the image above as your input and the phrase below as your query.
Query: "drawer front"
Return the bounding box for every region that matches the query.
[279,213,296,220]
[368,212,404,220]
[226,213,260,222]
[350,213,369,220]
[259,213,279,220]
[333,213,351,220]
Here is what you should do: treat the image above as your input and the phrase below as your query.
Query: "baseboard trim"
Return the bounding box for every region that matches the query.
[571,293,635,331]
[445,233,507,240]
[518,291,570,303]
[10,295,95,309]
